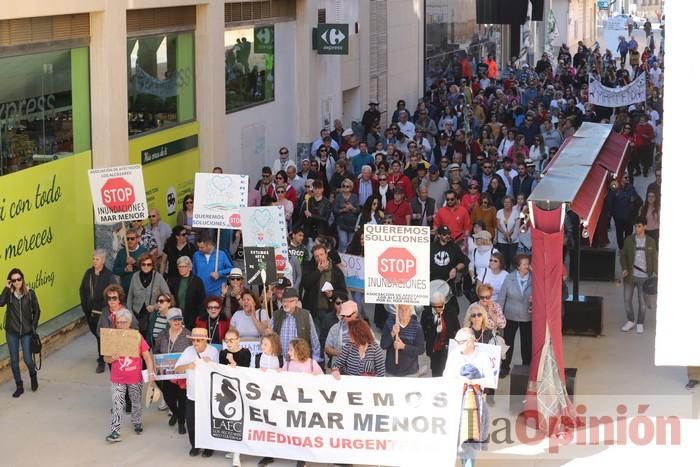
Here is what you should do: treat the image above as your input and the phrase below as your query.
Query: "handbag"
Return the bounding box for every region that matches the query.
[488,334,509,360]
[27,291,42,370]
[643,277,658,295]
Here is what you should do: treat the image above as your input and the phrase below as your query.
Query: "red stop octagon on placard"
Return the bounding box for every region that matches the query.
[378,247,416,283]
[101,178,135,211]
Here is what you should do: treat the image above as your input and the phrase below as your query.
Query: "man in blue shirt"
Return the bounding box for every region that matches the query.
[351,141,374,176]
[192,232,233,296]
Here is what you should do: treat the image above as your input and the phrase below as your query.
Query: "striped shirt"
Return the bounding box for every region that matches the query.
[332,342,386,377]
[153,315,168,340]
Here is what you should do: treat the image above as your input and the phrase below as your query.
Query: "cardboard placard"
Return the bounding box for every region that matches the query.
[100,328,141,357]
[243,246,276,286]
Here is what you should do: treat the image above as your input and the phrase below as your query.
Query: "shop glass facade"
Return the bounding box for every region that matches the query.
[127,31,195,136]
[225,25,275,113]
[424,0,504,91]
[0,47,90,176]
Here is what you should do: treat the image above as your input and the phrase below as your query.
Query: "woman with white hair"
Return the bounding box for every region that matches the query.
[421,290,460,376]
[443,327,491,467]
[104,308,156,443]
[380,304,425,377]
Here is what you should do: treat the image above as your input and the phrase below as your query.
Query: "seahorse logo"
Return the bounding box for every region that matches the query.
[215,379,238,418]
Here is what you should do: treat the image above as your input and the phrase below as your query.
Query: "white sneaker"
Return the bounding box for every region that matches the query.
[636,324,644,334]
[158,399,168,411]
[621,321,635,332]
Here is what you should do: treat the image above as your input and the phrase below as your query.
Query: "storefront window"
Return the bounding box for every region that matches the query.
[0,48,90,176]
[225,25,275,113]
[127,32,195,136]
[424,0,503,91]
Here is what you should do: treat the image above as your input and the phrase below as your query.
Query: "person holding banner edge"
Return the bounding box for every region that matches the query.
[174,327,218,457]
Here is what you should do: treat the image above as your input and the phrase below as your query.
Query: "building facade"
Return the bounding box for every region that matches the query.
[0,0,424,341]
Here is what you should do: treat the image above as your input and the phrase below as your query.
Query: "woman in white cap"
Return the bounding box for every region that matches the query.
[443,327,490,467]
[468,230,498,287]
[153,307,191,433]
[221,267,247,319]
[174,327,218,457]
[104,308,156,443]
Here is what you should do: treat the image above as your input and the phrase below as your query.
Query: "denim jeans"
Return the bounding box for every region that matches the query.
[5,331,36,384]
[623,276,651,324]
[337,229,354,253]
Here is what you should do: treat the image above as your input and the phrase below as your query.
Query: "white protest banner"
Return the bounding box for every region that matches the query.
[588,72,646,107]
[192,173,249,229]
[363,225,431,305]
[194,364,462,466]
[339,253,364,290]
[88,165,148,224]
[240,206,289,273]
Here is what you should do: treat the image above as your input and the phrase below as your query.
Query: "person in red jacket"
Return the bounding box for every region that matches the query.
[486,54,498,80]
[387,160,414,200]
[433,190,472,242]
[195,296,230,346]
[632,114,655,177]
[384,187,412,225]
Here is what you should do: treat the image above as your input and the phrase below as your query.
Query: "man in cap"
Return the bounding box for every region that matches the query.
[270,276,292,311]
[301,244,347,324]
[431,131,454,165]
[361,101,381,138]
[272,287,321,362]
[433,190,472,243]
[425,164,449,207]
[430,225,467,283]
[384,185,412,225]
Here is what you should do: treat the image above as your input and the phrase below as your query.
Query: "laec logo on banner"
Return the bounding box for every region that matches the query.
[211,371,245,441]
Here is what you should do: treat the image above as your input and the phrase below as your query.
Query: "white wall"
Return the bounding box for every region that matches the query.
[386,0,423,113]
[224,20,298,175]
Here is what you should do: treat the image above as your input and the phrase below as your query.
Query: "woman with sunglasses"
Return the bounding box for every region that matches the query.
[153,307,191,434]
[2,268,41,397]
[332,178,360,253]
[273,182,294,227]
[463,303,494,344]
[195,296,230,346]
[176,195,195,242]
[126,253,171,338]
[143,292,175,347]
[161,225,196,279]
[475,283,506,331]
[267,170,298,206]
[479,252,509,301]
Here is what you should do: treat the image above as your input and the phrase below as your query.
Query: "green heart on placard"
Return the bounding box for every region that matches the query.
[252,208,272,229]
[211,175,233,192]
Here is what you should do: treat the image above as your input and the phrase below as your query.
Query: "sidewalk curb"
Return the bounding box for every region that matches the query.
[0,307,88,384]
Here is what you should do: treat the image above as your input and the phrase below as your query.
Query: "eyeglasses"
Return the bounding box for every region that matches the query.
[276,176,284,180]
[489,259,499,263]
[379,178,387,181]
[229,277,243,281]
[207,305,221,310]
[185,200,194,204]
[156,298,170,304]
[276,190,286,194]
[305,185,313,189]
[482,165,492,170]
[445,197,456,202]
[262,173,270,177]
[225,338,240,343]
[280,151,289,155]
[469,186,478,190]
[319,149,328,152]
[341,312,356,319]
[107,296,120,301]
[471,313,483,318]
[116,320,131,325]
[141,262,153,267]
[148,214,157,218]
[177,232,188,237]
[478,295,492,300]
[127,237,137,241]
[335,300,345,305]
[10,277,22,283]
[342,184,352,188]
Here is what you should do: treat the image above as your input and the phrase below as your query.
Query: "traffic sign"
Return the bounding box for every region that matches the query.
[254,25,274,54]
[101,178,135,211]
[314,24,349,55]
[378,247,416,283]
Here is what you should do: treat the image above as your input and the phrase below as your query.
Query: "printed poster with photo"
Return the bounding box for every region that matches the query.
[192,172,249,229]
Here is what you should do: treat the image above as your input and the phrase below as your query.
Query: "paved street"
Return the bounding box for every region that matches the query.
[2,175,699,467]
